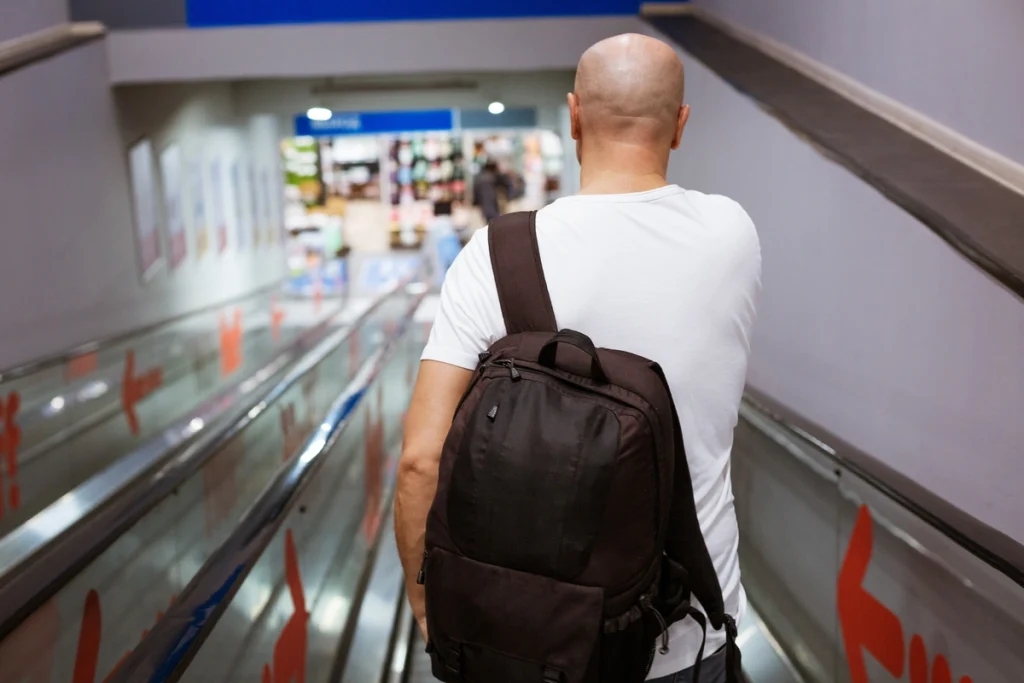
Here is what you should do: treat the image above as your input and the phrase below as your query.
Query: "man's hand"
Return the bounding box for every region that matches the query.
[416,614,429,643]
[395,360,474,643]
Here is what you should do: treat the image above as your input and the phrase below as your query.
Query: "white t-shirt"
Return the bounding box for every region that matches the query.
[422,184,761,678]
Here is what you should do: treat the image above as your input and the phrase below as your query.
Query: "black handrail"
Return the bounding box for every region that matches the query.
[0,277,287,382]
[0,281,407,643]
[743,386,1024,590]
[647,11,1024,302]
[107,288,426,683]
[0,22,105,78]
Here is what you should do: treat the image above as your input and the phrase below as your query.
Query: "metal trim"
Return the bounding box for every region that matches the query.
[0,282,405,642]
[0,22,106,78]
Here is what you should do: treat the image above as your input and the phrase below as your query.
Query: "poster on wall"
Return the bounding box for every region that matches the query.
[160,144,187,269]
[231,161,249,251]
[210,159,228,254]
[189,158,210,259]
[249,163,263,247]
[128,138,163,280]
[261,168,280,245]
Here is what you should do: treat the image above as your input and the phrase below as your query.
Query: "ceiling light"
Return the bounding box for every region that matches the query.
[307,107,333,121]
[488,101,505,115]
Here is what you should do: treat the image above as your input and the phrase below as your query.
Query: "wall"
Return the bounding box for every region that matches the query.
[654,32,1024,540]
[694,0,1024,171]
[0,0,67,42]
[0,48,285,369]
[105,16,644,84]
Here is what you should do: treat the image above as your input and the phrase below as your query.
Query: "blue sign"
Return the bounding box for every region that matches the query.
[189,0,683,27]
[294,109,454,137]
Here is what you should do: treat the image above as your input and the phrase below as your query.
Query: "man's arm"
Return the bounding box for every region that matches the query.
[395,359,474,640]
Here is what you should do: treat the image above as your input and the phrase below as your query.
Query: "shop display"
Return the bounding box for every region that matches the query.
[387,133,464,248]
[129,138,163,279]
[321,135,381,201]
[279,109,566,256]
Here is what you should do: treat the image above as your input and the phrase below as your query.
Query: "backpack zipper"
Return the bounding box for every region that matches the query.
[495,359,521,381]
[640,594,671,654]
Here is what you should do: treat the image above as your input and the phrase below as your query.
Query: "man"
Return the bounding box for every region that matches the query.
[396,33,760,683]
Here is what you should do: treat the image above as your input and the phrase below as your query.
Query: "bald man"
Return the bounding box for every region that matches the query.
[397,34,760,683]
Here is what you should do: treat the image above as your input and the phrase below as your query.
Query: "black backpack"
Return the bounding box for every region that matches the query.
[420,211,742,683]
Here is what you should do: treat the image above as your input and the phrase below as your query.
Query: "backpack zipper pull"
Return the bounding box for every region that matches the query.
[497,359,521,381]
[641,595,670,654]
[416,551,428,585]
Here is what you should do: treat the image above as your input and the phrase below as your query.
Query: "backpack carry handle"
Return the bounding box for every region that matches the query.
[538,330,609,383]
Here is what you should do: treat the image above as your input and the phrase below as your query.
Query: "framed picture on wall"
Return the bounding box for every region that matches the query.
[260,168,278,246]
[160,144,188,269]
[231,161,249,251]
[248,163,262,247]
[210,158,228,254]
[188,156,210,259]
[128,138,164,281]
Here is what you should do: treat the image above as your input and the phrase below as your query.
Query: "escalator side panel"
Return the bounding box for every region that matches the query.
[734,405,1024,683]
[0,296,412,683]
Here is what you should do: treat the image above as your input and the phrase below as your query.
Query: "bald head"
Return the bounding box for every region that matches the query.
[570,34,687,152]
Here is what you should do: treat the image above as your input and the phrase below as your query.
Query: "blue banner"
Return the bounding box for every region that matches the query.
[294,109,454,137]
[189,0,682,27]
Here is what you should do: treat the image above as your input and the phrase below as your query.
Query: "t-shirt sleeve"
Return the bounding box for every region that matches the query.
[421,228,506,370]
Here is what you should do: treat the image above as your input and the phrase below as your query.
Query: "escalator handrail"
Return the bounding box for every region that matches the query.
[0,280,408,643]
[742,386,1024,590]
[107,286,427,683]
[0,277,286,382]
[0,22,106,78]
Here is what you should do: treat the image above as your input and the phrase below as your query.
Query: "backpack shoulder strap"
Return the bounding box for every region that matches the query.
[487,211,557,334]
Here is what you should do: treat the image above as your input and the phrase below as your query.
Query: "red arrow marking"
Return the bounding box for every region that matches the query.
[838,505,905,683]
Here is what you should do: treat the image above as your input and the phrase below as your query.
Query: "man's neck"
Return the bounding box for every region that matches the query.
[577,140,671,196]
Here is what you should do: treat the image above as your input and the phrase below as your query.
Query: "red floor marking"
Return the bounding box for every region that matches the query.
[838,506,905,683]
[71,591,179,683]
[271,302,286,343]
[219,309,244,377]
[263,530,309,683]
[0,391,22,516]
[121,351,164,436]
[839,506,975,683]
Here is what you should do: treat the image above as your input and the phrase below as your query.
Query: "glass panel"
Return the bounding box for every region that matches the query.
[0,290,348,538]
[0,290,414,682]
[178,315,426,683]
[733,405,841,683]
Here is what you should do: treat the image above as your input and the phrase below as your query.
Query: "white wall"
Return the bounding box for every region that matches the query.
[105,16,643,84]
[0,0,68,42]
[694,0,1024,169]
[0,47,286,369]
[657,37,1024,541]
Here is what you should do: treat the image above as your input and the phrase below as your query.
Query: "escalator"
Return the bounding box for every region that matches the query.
[2,271,1021,682]
[0,280,421,681]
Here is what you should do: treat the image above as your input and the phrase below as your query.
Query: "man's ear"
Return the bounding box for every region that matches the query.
[567,92,582,141]
[671,104,690,150]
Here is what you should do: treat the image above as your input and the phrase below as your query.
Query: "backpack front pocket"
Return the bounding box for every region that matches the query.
[424,547,604,683]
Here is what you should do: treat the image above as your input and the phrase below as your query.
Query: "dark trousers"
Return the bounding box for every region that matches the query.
[647,648,727,683]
